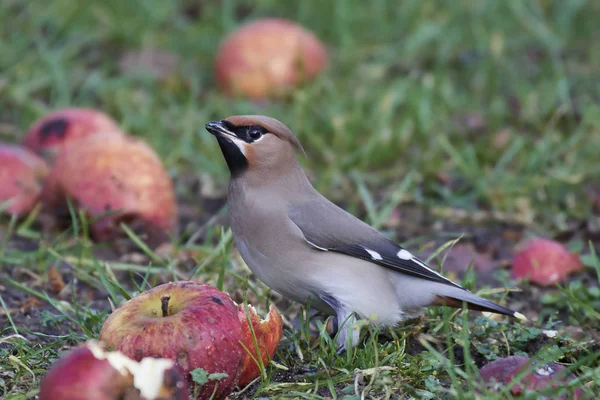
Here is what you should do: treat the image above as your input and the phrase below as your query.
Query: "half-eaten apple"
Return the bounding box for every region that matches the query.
[39,341,189,400]
[99,281,244,400]
[42,132,177,242]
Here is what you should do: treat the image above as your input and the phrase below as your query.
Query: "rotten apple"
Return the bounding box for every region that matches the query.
[0,144,49,215]
[237,303,283,387]
[511,238,583,286]
[23,108,123,159]
[99,281,244,400]
[215,18,328,99]
[479,356,581,398]
[42,132,177,242]
[39,341,189,400]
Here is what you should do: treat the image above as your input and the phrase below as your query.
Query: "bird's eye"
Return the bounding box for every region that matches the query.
[249,129,263,140]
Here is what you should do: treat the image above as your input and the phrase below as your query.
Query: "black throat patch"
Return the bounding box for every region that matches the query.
[216,136,248,177]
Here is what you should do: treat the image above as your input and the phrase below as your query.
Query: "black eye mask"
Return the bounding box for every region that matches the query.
[223,121,269,143]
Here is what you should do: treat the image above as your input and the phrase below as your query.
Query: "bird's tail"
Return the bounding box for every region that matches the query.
[433,285,526,321]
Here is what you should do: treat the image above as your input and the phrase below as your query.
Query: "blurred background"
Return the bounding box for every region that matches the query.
[2,0,599,230]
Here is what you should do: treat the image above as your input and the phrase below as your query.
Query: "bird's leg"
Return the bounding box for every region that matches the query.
[335,310,360,353]
[318,293,360,353]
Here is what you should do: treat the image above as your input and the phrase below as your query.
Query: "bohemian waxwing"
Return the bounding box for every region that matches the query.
[206,115,525,350]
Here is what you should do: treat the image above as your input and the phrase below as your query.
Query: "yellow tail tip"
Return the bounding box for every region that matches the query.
[513,312,527,321]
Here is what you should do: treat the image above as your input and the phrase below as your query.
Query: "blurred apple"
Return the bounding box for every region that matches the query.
[42,133,177,242]
[39,341,189,400]
[511,238,583,286]
[99,281,244,400]
[479,356,581,398]
[237,304,282,387]
[23,108,123,160]
[215,18,328,99]
[0,144,49,216]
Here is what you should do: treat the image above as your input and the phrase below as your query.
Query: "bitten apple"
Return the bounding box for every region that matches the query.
[215,18,327,99]
[39,341,189,400]
[99,281,244,400]
[237,304,282,387]
[0,144,49,215]
[23,108,123,159]
[42,132,177,242]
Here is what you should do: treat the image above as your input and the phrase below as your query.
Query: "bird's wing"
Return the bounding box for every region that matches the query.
[288,197,463,289]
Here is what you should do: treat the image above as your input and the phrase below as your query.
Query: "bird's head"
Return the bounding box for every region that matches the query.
[205,115,305,178]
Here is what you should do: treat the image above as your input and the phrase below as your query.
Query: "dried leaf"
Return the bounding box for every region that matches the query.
[48,266,66,294]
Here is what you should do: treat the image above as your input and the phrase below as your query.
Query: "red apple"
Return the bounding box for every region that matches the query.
[511,238,583,286]
[215,18,328,99]
[99,281,245,400]
[39,341,189,400]
[23,108,123,159]
[479,356,581,398]
[237,304,283,387]
[0,144,49,215]
[42,132,177,242]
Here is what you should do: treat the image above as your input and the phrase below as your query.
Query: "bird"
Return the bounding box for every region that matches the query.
[205,115,525,350]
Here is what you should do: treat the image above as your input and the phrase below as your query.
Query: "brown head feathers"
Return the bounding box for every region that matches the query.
[224,115,306,156]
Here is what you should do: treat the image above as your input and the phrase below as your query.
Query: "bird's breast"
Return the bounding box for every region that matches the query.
[232,224,321,306]
[235,237,268,281]
[227,186,322,303]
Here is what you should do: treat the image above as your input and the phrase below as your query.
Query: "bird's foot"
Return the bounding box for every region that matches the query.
[335,312,360,351]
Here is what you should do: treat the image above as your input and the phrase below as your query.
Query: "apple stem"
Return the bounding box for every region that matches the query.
[161,295,171,317]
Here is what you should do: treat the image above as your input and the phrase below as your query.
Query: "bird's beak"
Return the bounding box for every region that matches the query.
[205,120,236,140]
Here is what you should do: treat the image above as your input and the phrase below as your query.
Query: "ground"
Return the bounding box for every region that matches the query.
[1,1,600,399]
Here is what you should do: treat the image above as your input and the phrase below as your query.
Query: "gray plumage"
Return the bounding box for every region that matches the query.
[206,115,525,349]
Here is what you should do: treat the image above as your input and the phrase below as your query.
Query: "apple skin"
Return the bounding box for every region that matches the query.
[237,304,283,387]
[0,144,50,216]
[41,132,177,242]
[99,281,245,400]
[23,108,123,160]
[39,341,189,400]
[511,238,583,286]
[40,343,131,400]
[215,18,327,99]
[479,356,581,398]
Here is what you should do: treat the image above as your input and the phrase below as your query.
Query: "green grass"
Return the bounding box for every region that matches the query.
[1,0,600,398]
